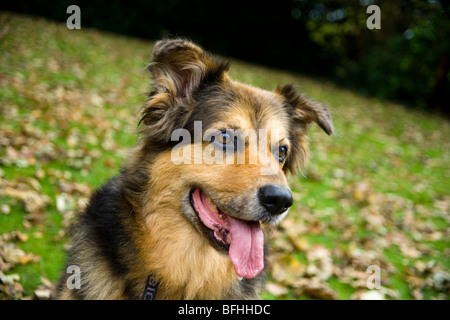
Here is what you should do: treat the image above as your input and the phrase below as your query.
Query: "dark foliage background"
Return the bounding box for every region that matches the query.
[1,0,449,114]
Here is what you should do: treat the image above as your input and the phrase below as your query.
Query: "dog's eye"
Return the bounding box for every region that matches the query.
[276,145,288,162]
[217,130,233,145]
[211,129,236,151]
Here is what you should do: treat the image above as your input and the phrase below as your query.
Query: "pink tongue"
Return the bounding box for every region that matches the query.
[228,217,264,279]
[192,189,264,279]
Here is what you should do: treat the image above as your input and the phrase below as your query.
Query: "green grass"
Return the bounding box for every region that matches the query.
[0,12,449,300]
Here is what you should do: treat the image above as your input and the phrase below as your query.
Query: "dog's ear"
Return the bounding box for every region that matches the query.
[149,39,228,101]
[276,84,333,174]
[140,39,229,142]
[276,84,334,136]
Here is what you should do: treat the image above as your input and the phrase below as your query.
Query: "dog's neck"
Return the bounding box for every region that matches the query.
[136,206,242,299]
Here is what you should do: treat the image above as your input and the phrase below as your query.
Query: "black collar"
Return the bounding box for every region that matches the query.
[141,274,159,300]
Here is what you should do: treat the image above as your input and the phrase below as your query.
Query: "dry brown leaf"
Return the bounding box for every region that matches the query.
[1,204,11,215]
[33,276,56,300]
[2,231,28,243]
[288,235,310,252]
[306,245,333,281]
[265,282,289,297]
[1,241,40,267]
[353,290,385,300]
[0,271,23,299]
[293,277,338,300]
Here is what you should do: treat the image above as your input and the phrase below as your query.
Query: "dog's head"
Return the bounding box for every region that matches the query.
[139,39,333,279]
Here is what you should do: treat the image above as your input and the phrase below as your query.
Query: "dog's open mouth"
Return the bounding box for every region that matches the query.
[190,189,264,279]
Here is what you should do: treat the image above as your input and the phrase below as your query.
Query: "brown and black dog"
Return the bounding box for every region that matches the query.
[56,39,333,299]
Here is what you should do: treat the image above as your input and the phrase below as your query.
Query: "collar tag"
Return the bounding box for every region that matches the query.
[141,274,159,300]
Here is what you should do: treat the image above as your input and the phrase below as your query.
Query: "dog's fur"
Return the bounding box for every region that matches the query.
[56,39,333,300]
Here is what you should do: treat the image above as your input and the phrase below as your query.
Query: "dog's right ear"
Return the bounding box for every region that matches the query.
[149,39,228,102]
[140,39,229,142]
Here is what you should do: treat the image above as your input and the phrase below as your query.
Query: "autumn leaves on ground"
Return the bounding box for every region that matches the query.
[0,13,449,300]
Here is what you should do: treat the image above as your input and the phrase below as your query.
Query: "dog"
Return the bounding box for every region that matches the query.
[56,39,333,299]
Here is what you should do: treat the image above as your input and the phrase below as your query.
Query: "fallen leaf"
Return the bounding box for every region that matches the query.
[0,271,23,299]
[265,282,288,297]
[355,290,385,300]
[2,231,28,242]
[1,241,40,266]
[293,278,338,300]
[1,204,10,215]
[306,245,333,281]
[0,271,20,285]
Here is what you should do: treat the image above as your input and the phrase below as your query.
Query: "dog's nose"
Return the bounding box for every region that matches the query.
[258,185,293,215]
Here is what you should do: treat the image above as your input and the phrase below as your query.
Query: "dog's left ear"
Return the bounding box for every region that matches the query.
[276,84,334,136]
[276,85,333,174]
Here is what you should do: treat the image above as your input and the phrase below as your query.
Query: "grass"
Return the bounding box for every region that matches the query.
[0,12,449,300]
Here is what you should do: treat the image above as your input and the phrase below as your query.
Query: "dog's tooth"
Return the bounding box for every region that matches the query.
[218,214,223,220]
[206,196,218,212]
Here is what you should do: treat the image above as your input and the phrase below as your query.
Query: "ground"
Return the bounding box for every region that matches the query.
[0,13,449,300]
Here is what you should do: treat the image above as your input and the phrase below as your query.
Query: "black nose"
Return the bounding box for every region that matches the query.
[258,185,293,215]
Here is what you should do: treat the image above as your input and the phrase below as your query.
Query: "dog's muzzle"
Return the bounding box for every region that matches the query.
[258,185,293,216]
